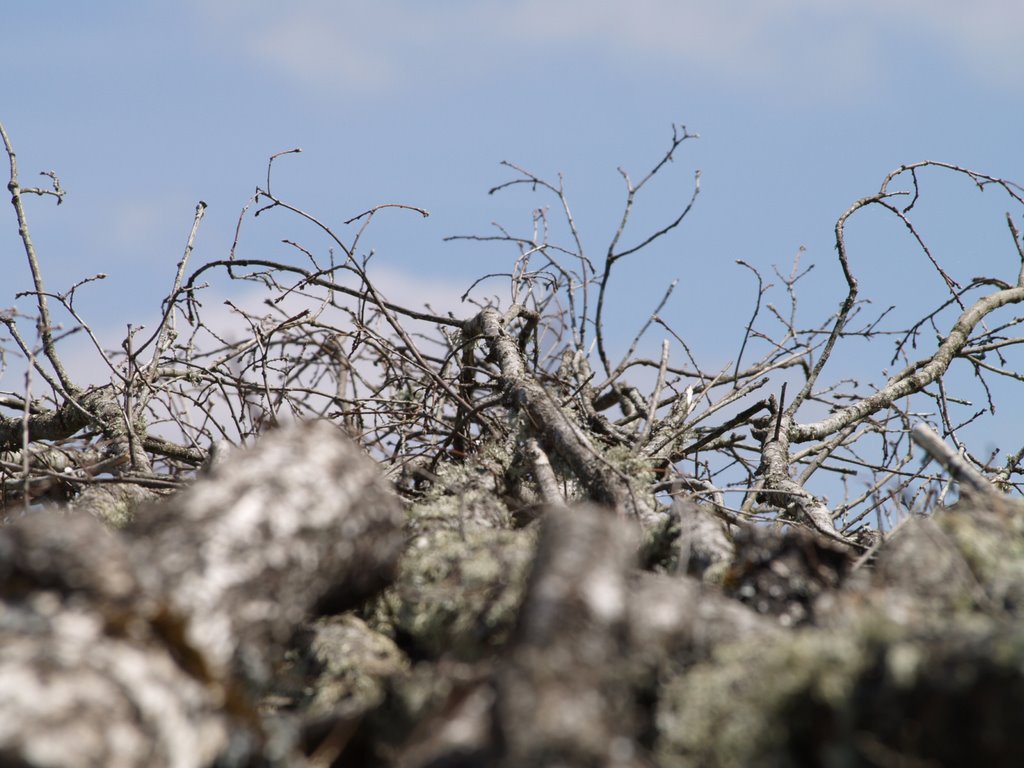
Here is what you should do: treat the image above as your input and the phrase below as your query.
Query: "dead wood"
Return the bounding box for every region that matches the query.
[0,420,404,767]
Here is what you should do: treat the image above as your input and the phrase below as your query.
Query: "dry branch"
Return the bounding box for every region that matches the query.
[463,305,656,522]
[910,422,999,500]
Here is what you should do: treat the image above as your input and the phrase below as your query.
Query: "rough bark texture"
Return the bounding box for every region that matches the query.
[494,504,640,767]
[0,420,404,767]
[3,421,1024,767]
[672,496,734,583]
[126,419,405,688]
[0,513,232,768]
[757,424,853,546]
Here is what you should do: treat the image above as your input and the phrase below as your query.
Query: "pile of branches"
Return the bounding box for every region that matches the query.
[2,120,1024,766]
[3,121,1023,540]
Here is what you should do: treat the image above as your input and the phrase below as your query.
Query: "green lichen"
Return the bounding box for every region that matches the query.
[603,444,658,490]
[304,614,408,720]
[656,630,865,768]
[406,443,516,532]
[379,526,535,660]
[939,500,1024,611]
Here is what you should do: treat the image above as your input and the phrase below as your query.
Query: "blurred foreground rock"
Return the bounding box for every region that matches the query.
[2,425,1024,767]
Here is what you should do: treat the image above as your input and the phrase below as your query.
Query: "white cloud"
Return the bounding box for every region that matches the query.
[907,0,1023,81]
[247,12,403,92]
[107,195,186,258]
[188,0,1024,97]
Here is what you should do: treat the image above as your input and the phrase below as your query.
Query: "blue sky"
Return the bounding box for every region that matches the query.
[3,2,1023,473]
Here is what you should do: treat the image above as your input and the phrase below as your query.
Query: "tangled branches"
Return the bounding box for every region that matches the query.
[2,120,1023,555]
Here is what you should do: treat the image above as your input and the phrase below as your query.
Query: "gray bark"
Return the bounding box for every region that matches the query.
[0,420,404,767]
[126,419,405,688]
[3,419,1024,768]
